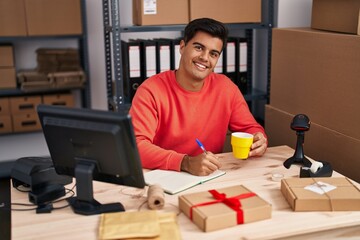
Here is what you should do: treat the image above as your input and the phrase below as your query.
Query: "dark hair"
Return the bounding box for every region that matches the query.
[184,18,229,51]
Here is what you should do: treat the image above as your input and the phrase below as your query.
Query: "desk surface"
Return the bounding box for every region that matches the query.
[11,145,360,240]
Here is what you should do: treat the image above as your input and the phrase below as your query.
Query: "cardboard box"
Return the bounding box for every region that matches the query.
[133,0,189,26]
[0,0,27,36]
[12,113,41,132]
[311,0,360,35]
[179,185,271,232]
[9,96,42,115]
[281,177,360,211]
[0,98,10,115]
[42,93,74,107]
[265,104,360,183]
[48,71,86,88]
[0,46,14,67]
[0,68,17,89]
[0,115,12,134]
[24,0,82,36]
[271,28,360,139]
[189,0,261,23]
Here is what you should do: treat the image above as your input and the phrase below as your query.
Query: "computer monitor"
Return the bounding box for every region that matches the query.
[37,104,145,215]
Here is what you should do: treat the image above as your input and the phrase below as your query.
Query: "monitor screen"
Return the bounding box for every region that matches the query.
[37,104,145,215]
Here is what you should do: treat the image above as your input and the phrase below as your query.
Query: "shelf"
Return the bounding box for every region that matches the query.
[119,23,271,33]
[104,0,274,115]
[0,0,91,108]
[0,35,84,43]
[0,86,84,97]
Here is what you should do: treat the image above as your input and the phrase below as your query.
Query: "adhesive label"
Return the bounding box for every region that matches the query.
[144,0,157,15]
[304,181,336,195]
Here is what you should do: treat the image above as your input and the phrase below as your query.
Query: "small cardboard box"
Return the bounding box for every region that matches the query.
[311,0,360,35]
[0,68,17,89]
[281,177,360,211]
[48,71,86,88]
[24,0,82,36]
[0,115,13,134]
[9,95,42,115]
[0,46,14,67]
[0,0,27,36]
[189,0,261,23]
[0,98,10,115]
[133,0,189,26]
[42,93,74,107]
[12,113,41,132]
[179,185,271,232]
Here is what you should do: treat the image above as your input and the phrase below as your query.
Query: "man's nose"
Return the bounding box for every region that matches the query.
[199,51,209,61]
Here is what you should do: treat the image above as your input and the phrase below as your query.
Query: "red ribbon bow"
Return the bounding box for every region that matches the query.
[189,189,256,224]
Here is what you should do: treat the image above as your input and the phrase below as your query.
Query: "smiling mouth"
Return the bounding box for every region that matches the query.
[194,62,208,70]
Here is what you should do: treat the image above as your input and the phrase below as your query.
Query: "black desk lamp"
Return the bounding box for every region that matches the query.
[283,114,312,169]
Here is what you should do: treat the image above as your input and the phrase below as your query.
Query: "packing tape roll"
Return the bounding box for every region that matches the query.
[147,184,165,210]
[310,161,323,174]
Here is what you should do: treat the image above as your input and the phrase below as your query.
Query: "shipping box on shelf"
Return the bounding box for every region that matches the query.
[0,0,27,36]
[0,68,17,89]
[189,0,261,23]
[48,71,86,89]
[179,185,271,232]
[0,45,14,67]
[0,115,13,134]
[9,95,42,115]
[133,0,188,26]
[265,104,360,183]
[42,93,75,107]
[281,177,360,211]
[12,113,41,132]
[24,0,82,36]
[311,0,360,35]
[17,70,52,92]
[0,98,10,115]
[271,27,360,140]
[36,48,81,73]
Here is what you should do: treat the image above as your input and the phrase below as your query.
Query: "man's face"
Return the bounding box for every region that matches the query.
[179,31,223,82]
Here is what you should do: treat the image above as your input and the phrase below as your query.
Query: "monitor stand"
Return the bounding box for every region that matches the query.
[68,161,125,215]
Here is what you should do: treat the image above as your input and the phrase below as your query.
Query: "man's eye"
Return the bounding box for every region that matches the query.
[194,45,202,50]
[211,52,219,58]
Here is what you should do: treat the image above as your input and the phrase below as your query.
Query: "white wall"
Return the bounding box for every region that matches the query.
[276,0,313,28]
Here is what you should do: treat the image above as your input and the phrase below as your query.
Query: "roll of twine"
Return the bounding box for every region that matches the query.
[147,184,165,210]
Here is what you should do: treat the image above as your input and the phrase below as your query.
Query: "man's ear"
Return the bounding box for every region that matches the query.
[179,40,185,54]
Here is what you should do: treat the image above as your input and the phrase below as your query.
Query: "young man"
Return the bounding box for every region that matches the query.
[129,18,267,176]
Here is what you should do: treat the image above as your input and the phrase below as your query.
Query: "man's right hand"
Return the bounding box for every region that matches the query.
[180,153,222,176]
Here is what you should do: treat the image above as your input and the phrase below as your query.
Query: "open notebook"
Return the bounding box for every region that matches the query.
[144,169,226,195]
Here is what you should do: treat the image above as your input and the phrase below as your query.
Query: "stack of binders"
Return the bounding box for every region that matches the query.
[121,37,248,102]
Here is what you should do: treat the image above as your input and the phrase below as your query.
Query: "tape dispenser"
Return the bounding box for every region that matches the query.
[300,160,333,178]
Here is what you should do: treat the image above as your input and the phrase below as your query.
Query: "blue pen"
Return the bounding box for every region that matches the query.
[196,138,208,154]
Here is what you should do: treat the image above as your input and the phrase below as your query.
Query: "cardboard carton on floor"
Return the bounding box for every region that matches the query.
[179,185,271,232]
[281,177,360,211]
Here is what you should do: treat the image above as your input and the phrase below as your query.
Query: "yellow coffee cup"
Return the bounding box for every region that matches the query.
[231,132,254,159]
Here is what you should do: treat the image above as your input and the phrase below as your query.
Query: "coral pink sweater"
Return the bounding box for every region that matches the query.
[129,70,266,171]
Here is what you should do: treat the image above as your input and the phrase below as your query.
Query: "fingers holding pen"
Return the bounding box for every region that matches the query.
[181,153,221,176]
[203,151,222,170]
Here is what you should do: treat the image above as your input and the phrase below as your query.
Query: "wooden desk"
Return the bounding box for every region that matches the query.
[11,146,360,239]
